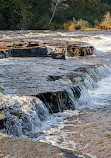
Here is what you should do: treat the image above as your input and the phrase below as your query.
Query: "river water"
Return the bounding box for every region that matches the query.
[0,30,111,158]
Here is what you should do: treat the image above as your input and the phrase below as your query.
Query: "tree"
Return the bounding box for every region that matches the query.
[0,0,31,29]
[49,0,67,24]
[0,0,111,30]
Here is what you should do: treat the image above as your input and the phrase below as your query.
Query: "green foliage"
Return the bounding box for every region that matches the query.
[94,12,111,30]
[101,12,111,24]
[0,0,111,30]
[64,18,91,31]
[76,19,90,29]
[0,0,31,29]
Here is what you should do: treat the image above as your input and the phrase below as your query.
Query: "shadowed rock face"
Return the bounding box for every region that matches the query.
[52,52,65,60]
[37,87,81,113]
[11,47,48,57]
[0,111,6,130]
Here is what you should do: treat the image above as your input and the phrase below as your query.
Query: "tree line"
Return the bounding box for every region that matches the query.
[0,0,111,30]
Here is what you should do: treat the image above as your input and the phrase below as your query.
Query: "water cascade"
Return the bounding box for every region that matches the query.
[1,96,49,136]
[0,64,110,137]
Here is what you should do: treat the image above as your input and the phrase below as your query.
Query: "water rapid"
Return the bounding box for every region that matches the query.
[1,30,111,158]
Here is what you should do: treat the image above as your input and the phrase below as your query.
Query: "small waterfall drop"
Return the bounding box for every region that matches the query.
[3,95,49,136]
[1,64,110,137]
[83,65,110,89]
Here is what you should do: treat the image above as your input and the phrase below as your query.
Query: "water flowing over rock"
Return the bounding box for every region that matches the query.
[0,59,109,136]
[3,96,49,136]
[1,30,111,158]
[37,88,79,113]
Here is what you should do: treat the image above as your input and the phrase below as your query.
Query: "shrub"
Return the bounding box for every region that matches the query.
[101,12,111,24]
[63,20,72,30]
[63,18,91,31]
[96,12,111,30]
[75,25,81,30]
[68,22,76,31]
[96,24,111,30]
[76,19,90,28]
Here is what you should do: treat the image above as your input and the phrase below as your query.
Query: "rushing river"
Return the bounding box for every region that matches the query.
[0,30,111,158]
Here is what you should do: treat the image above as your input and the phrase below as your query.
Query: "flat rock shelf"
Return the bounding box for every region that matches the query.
[0,41,94,59]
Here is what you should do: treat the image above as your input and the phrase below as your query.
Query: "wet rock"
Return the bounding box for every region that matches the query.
[48,75,62,81]
[0,41,94,59]
[7,42,28,48]
[45,42,94,59]
[37,87,81,113]
[52,52,65,60]
[67,44,94,57]
[46,44,67,59]
[11,47,48,57]
[0,111,6,130]
[0,134,92,158]
[27,41,39,47]
[0,49,11,58]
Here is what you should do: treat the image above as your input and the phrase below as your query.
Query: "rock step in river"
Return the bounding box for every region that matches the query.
[0,41,94,59]
[0,57,109,135]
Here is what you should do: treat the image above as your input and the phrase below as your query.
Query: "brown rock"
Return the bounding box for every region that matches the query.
[67,44,94,57]
[0,135,81,158]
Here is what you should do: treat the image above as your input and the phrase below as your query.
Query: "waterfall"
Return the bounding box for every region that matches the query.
[2,95,49,136]
[1,64,110,137]
[83,65,110,89]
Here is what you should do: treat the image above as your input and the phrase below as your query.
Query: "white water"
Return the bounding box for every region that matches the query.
[1,31,111,56]
[89,74,111,109]
[57,31,111,56]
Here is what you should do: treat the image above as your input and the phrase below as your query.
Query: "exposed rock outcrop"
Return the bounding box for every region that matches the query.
[0,41,94,59]
[67,44,94,57]
[0,134,92,158]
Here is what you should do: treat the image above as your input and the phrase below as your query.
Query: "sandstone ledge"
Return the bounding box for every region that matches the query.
[0,41,94,59]
[0,134,92,158]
